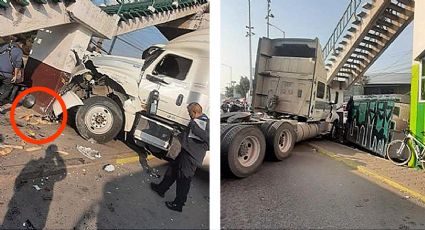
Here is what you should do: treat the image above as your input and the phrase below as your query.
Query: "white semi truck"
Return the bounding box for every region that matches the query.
[52,29,209,167]
[221,37,343,178]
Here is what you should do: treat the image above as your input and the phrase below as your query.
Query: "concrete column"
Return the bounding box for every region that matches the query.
[25,23,92,114]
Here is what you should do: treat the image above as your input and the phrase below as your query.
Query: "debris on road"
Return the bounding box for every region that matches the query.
[57,150,70,156]
[42,194,53,201]
[103,164,115,172]
[20,114,34,121]
[87,138,97,144]
[0,147,13,156]
[77,145,99,160]
[0,144,24,150]
[25,146,43,152]
[27,130,36,138]
[23,219,36,229]
[16,120,26,127]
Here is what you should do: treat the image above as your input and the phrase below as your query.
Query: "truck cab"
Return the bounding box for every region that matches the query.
[53,29,209,165]
[253,37,342,124]
[221,37,343,178]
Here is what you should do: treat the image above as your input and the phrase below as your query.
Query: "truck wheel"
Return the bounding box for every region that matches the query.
[221,124,237,156]
[223,125,266,178]
[260,120,275,134]
[266,122,296,160]
[75,96,124,144]
[221,124,237,138]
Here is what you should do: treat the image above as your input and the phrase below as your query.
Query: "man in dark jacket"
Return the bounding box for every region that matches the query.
[0,37,24,110]
[150,102,209,212]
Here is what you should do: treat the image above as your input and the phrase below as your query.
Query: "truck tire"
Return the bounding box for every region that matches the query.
[221,124,237,156]
[222,125,266,178]
[260,120,275,134]
[75,96,124,144]
[266,121,296,160]
[221,124,237,138]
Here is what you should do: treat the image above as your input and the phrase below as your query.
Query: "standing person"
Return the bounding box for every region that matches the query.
[344,96,355,140]
[150,102,209,212]
[0,37,24,110]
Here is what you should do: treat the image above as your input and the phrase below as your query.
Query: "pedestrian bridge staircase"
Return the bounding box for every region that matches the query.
[324,0,414,89]
[0,0,208,38]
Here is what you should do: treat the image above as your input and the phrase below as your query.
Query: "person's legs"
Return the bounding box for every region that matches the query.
[155,160,178,194]
[0,76,13,106]
[174,176,192,206]
[165,151,197,212]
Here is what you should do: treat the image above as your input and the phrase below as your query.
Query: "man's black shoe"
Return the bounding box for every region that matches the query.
[150,182,165,198]
[165,201,182,212]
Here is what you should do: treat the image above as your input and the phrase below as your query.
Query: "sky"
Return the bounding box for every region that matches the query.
[103,27,168,57]
[221,0,414,92]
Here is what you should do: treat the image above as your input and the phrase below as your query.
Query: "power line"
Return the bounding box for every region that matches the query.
[123,34,146,50]
[116,37,145,52]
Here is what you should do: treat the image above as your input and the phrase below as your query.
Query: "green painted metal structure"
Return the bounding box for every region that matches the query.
[409,60,425,167]
[410,60,425,143]
[102,0,208,20]
[0,0,207,16]
[346,95,410,157]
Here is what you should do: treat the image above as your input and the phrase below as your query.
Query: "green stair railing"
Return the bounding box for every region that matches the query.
[102,0,207,21]
[322,0,364,60]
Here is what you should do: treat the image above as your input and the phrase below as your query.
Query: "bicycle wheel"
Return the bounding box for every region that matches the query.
[386,139,412,166]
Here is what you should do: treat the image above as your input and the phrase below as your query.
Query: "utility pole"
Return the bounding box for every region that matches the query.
[246,0,255,105]
[231,81,237,98]
[266,0,273,38]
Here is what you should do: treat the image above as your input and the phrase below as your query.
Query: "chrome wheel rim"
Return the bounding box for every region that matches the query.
[84,105,113,135]
[238,136,260,167]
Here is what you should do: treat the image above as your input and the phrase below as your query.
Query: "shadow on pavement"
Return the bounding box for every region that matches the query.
[74,166,209,229]
[1,145,67,229]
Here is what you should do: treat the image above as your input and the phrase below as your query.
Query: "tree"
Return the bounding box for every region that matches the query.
[225,85,235,98]
[235,76,250,98]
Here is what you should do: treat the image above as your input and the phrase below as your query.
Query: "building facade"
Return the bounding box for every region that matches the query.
[411,1,425,145]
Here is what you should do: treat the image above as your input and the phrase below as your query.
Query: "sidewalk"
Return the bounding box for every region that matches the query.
[307,140,425,204]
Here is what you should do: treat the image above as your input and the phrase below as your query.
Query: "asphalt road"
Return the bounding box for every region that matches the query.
[221,144,425,229]
[0,106,209,229]
[0,158,209,229]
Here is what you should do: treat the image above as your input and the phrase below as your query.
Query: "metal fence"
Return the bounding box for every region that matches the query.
[322,0,364,60]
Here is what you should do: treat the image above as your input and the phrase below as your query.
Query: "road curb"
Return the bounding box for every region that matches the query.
[115,154,154,165]
[307,143,425,205]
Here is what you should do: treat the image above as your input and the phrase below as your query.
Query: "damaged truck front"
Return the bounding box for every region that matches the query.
[53,30,210,167]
